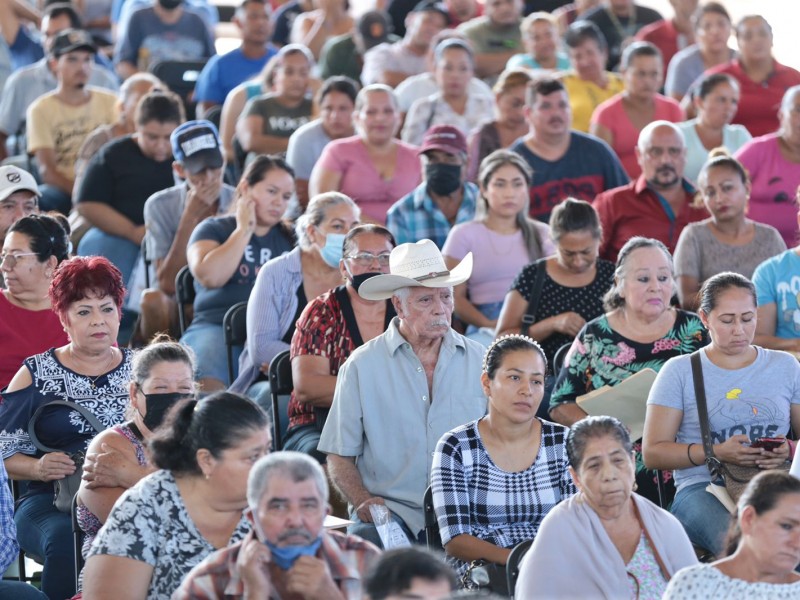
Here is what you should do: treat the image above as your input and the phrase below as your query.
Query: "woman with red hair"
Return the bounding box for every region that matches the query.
[0,255,133,600]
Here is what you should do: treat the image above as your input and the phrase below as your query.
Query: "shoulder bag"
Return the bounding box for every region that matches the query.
[689,351,789,503]
[28,400,105,513]
[520,258,548,335]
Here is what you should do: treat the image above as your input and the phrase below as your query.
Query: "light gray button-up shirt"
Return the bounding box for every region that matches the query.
[318,317,487,536]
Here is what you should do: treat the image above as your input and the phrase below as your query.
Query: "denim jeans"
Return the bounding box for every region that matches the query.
[181,321,242,385]
[670,481,733,557]
[77,228,140,288]
[38,184,71,216]
[0,581,48,599]
[15,492,75,600]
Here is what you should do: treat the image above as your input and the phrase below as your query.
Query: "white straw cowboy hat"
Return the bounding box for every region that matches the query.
[358,239,473,301]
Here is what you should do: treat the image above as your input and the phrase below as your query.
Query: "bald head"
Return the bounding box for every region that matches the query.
[636,121,687,191]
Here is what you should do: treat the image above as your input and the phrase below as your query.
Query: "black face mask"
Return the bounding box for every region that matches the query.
[349,271,382,293]
[139,392,193,431]
[158,0,183,10]
[425,163,462,196]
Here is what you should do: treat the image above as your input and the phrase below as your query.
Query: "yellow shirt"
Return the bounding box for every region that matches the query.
[561,72,624,133]
[26,87,118,180]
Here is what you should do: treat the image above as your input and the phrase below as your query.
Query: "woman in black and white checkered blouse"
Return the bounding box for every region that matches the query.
[430,334,576,581]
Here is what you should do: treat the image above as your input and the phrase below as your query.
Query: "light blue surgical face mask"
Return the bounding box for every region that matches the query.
[318,231,346,268]
[252,514,322,570]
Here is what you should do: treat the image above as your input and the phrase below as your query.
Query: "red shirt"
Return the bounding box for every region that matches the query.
[0,291,68,390]
[705,58,800,137]
[635,19,682,70]
[593,176,708,263]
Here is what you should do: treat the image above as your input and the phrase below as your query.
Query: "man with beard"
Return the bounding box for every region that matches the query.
[175,452,380,599]
[26,29,117,215]
[511,77,628,223]
[283,225,397,462]
[593,120,707,262]
[318,239,486,548]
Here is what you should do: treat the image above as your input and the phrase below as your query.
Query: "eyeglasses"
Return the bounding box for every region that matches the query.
[346,252,392,267]
[0,252,37,268]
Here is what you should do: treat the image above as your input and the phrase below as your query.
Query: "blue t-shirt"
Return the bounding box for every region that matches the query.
[506,52,571,71]
[511,131,630,222]
[188,216,294,325]
[272,0,302,46]
[115,6,215,68]
[647,347,800,492]
[9,27,43,71]
[753,249,800,340]
[194,45,276,104]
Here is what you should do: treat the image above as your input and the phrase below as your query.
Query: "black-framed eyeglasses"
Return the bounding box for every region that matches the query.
[0,252,37,268]
[346,252,392,267]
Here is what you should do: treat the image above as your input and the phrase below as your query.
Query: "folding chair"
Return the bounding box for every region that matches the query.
[175,266,196,336]
[506,539,533,598]
[72,494,84,586]
[423,485,442,551]
[268,350,293,451]
[223,301,248,385]
[148,59,207,116]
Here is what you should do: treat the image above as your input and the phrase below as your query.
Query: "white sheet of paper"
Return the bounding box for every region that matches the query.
[576,368,658,441]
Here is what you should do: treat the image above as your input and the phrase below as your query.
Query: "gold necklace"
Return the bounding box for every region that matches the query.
[70,346,116,389]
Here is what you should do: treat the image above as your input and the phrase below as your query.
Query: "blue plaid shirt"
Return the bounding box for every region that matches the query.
[386,181,479,249]
[0,459,18,573]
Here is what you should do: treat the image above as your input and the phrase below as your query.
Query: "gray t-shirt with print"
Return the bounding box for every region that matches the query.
[647,347,800,492]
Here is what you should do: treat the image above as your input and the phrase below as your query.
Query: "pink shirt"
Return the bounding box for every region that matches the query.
[736,133,800,248]
[315,136,422,224]
[591,94,684,179]
[442,221,554,304]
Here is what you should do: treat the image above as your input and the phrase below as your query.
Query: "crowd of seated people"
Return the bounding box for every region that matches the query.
[2,0,800,598]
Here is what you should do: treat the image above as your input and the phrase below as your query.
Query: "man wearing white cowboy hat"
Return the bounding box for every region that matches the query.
[318,239,487,548]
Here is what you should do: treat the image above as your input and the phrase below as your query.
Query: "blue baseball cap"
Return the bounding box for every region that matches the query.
[170,120,224,174]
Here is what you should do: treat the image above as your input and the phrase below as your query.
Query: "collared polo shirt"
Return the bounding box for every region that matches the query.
[593,175,707,263]
[318,318,487,536]
[705,58,800,137]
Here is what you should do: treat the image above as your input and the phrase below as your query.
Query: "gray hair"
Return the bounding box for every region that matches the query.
[566,416,633,468]
[120,72,162,101]
[295,192,360,249]
[355,83,399,113]
[781,85,800,114]
[603,237,674,311]
[247,451,329,510]
[637,120,686,153]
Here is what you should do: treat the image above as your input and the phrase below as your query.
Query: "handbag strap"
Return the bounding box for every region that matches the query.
[631,499,671,582]
[520,258,548,334]
[28,400,105,455]
[689,352,723,478]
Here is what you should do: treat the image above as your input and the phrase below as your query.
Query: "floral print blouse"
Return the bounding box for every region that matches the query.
[550,309,707,409]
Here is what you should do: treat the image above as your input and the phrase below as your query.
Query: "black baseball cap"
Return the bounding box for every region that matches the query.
[50,29,96,58]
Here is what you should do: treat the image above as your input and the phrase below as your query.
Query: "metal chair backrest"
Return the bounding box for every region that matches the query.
[175,266,196,336]
[223,301,248,384]
[268,350,293,450]
[506,539,533,598]
[423,485,442,551]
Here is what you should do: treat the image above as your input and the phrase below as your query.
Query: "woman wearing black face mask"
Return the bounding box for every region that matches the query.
[443,150,553,347]
[284,225,396,461]
[75,336,196,586]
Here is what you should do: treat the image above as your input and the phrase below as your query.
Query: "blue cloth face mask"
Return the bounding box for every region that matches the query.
[253,517,322,570]
[319,231,346,268]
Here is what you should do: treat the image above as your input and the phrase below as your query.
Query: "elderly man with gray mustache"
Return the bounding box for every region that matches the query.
[318,239,487,549]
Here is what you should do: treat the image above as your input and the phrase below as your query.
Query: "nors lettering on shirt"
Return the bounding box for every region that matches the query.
[711,424,781,444]
[269,116,310,133]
